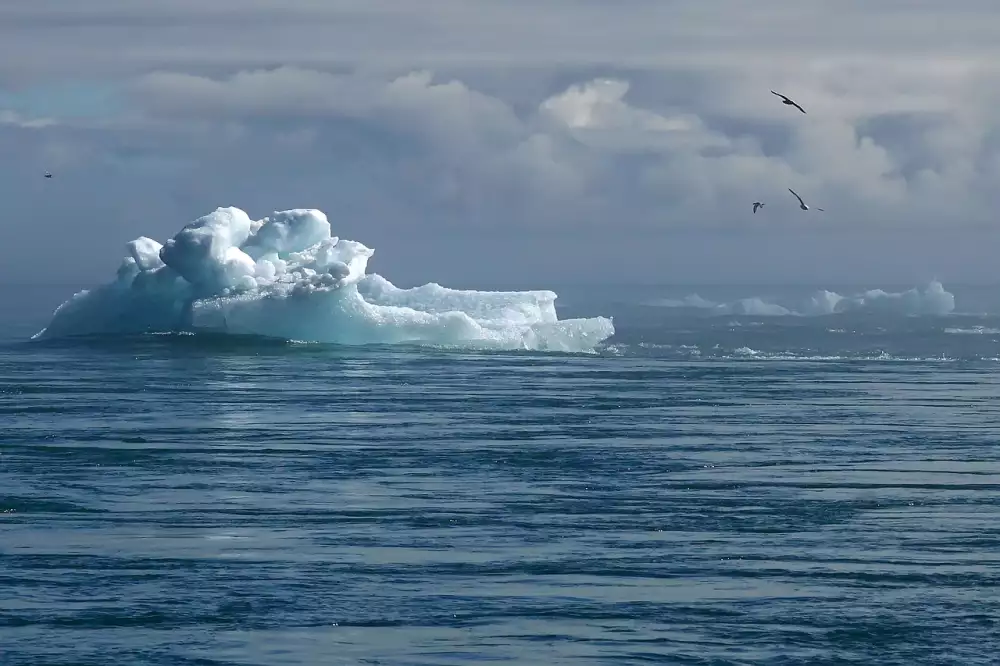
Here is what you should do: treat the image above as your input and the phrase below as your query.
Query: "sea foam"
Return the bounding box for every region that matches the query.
[34,207,615,352]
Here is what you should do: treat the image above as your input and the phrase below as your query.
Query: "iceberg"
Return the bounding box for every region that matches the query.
[34,207,614,352]
[649,281,955,317]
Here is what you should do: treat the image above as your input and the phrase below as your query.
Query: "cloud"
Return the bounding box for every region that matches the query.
[3,1,1000,79]
[2,1,1000,286]
[120,64,1000,230]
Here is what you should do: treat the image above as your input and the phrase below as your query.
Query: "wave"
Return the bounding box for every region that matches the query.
[944,326,1000,335]
[648,281,955,317]
[607,343,994,363]
[33,207,614,352]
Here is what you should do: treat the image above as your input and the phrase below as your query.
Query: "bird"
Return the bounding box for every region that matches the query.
[43,172,52,178]
[770,90,806,114]
[752,202,764,214]
[788,188,823,211]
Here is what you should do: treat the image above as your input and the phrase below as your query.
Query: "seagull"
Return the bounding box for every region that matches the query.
[752,202,764,214]
[43,172,52,178]
[770,90,806,114]
[788,188,823,211]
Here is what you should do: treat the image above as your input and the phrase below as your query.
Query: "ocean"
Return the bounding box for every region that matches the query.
[2,281,999,665]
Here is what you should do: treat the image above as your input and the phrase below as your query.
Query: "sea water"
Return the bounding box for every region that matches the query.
[2,213,999,664]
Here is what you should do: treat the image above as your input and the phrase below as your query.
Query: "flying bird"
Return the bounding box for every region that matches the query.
[43,172,52,178]
[771,90,806,114]
[752,202,764,214]
[788,188,823,211]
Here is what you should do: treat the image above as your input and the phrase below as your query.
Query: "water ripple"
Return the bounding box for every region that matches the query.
[1,331,998,664]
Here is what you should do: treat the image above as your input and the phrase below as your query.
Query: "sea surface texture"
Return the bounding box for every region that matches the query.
[2,283,998,665]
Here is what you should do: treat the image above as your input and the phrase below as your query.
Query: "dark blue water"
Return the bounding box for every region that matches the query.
[2,284,999,665]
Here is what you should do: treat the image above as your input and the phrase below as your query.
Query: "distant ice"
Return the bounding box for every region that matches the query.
[649,281,955,317]
[34,206,614,352]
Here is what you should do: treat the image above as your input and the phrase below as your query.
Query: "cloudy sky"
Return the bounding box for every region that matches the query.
[1,0,999,287]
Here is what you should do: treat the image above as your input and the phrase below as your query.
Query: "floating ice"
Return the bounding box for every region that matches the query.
[798,282,955,316]
[649,281,955,317]
[34,206,615,352]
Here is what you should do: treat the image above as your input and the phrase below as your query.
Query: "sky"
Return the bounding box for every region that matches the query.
[1,0,1000,288]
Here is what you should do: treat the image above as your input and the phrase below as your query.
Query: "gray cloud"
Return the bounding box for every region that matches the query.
[3,1,1000,80]
[2,1,1000,286]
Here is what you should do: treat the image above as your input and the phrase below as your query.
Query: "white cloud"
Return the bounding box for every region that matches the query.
[540,79,693,132]
[114,63,1000,237]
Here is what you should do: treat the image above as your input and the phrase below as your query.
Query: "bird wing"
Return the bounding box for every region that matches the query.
[788,188,805,206]
[771,90,806,113]
[815,208,824,212]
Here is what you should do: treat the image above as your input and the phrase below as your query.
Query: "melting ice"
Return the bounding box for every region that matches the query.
[34,207,615,352]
